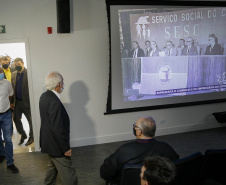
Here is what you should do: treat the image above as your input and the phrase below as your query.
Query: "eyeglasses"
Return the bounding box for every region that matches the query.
[133,123,141,130]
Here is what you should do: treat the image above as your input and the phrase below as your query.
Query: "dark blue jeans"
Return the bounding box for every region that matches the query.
[0,110,14,166]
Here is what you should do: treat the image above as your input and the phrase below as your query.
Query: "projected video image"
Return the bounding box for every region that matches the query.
[119,7,226,102]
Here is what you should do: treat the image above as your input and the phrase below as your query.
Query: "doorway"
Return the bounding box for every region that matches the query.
[0,41,35,154]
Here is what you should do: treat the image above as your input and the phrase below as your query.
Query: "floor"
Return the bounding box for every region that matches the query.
[0,124,226,185]
[12,114,35,154]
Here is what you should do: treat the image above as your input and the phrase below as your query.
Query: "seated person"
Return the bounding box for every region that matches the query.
[129,41,145,58]
[150,41,161,57]
[186,37,198,55]
[205,34,222,55]
[165,41,177,56]
[144,40,152,57]
[140,156,176,185]
[100,117,179,184]
[177,39,188,56]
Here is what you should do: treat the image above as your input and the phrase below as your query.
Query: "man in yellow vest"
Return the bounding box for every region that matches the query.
[0,56,16,82]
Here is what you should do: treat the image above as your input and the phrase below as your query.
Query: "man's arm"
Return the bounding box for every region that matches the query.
[9,96,14,110]
[100,155,118,182]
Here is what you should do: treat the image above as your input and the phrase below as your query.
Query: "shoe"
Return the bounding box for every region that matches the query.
[7,164,19,173]
[25,137,34,146]
[18,135,27,145]
[0,156,5,163]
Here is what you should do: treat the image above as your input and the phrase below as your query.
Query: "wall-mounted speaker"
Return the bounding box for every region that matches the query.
[57,0,70,33]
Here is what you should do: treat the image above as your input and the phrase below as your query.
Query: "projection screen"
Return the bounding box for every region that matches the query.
[105,0,226,114]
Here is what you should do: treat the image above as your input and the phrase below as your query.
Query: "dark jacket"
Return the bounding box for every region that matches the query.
[100,138,179,184]
[205,43,222,55]
[129,48,145,58]
[11,68,30,108]
[39,90,70,157]
[187,45,198,56]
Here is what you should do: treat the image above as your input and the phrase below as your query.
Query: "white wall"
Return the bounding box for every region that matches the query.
[0,0,225,151]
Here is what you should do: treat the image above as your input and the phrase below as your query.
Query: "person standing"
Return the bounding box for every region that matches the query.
[0,56,16,82]
[0,67,19,173]
[39,72,78,185]
[11,58,33,146]
[0,56,16,141]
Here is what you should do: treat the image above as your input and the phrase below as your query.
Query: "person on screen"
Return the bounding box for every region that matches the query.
[140,156,176,185]
[165,41,177,56]
[129,41,145,58]
[120,43,128,58]
[144,40,152,57]
[178,39,188,56]
[186,37,198,55]
[100,116,179,184]
[150,41,160,57]
[205,34,223,55]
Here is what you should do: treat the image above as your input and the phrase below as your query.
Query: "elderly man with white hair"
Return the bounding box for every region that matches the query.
[39,72,78,185]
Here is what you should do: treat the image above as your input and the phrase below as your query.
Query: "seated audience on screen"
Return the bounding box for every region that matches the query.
[144,40,152,57]
[150,41,160,57]
[186,37,198,55]
[140,156,176,185]
[205,34,222,55]
[178,39,188,56]
[129,41,145,58]
[165,41,177,56]
[100,116,179,184]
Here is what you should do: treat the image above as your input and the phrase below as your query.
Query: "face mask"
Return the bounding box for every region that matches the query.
[133,127,137,136]
[15,66,22,72]
[60,83,64,93]
[0,73,4,80]
[2,64,9,69]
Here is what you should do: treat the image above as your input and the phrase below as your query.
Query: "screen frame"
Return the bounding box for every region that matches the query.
[105,0,226,115]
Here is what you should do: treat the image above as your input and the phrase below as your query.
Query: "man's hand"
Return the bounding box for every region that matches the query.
[10,104,14,110]
[64,149,72,156]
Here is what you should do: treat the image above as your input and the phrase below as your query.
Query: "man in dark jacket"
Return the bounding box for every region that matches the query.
[100,117,179,184]
[129,41,145,58]
[11,58,33,146]
[39,72,78,185]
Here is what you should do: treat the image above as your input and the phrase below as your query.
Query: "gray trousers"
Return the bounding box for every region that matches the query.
[44,155,78,185]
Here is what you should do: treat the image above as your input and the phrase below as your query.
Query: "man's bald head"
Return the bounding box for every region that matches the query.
[137,117,156,137]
